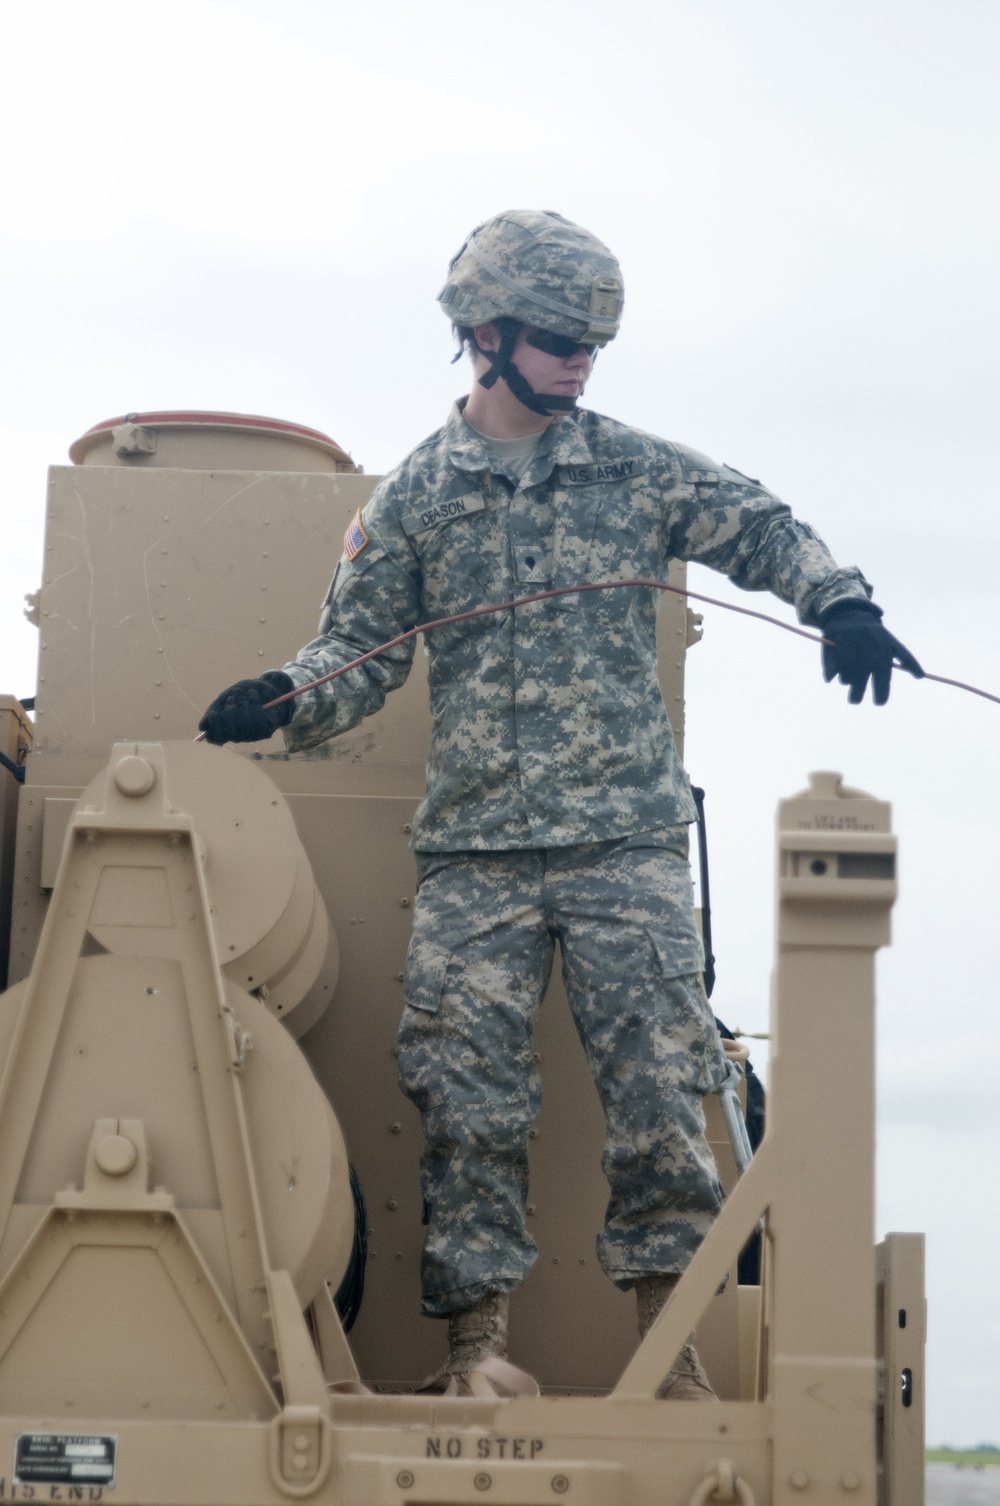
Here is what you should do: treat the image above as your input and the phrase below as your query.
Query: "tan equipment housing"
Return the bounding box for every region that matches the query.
[0,412,924,1506]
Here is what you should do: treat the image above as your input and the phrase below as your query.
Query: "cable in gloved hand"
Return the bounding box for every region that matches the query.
[818,599,923,706]
[198,670,296,745]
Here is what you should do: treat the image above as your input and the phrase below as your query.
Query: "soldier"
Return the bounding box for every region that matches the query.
[200,211,922,1400]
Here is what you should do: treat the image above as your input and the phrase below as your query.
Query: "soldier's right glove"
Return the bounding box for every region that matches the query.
[198,670,296,745]
[819,600,923,706]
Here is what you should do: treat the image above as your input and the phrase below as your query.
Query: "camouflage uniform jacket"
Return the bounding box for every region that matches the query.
[282,403,871,851]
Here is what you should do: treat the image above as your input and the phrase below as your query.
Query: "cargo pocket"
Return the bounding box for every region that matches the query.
[647,928,722,1094]
[645,926,705,984]
[403,936,452,1015]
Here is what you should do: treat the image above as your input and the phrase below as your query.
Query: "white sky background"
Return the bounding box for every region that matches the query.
[1,0,998,1444]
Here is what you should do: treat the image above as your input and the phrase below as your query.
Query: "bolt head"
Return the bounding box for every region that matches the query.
[95,1134,138,1177]
[114,755,156,798]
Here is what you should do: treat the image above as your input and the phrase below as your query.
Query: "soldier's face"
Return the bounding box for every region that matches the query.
[473,323,594,402]
[512,324,594,400]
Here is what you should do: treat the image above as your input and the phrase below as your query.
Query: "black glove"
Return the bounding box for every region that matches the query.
[198,670,296,745]
[819,600,923,706]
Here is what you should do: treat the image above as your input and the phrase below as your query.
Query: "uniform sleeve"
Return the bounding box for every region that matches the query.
[279,479,423,752]
[654,441,873,626]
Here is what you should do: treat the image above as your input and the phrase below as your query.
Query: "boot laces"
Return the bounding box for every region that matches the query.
[445,1293,508,1375]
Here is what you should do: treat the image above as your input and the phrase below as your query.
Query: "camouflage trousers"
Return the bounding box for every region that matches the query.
[398,829,728,1318]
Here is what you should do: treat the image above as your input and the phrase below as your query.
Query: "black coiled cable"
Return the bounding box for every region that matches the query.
[333,1163,368,1332]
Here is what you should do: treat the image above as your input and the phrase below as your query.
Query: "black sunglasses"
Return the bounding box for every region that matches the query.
[524,328,598,360]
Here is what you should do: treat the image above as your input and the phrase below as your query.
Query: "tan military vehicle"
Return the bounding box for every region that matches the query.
[0,413,923,1506]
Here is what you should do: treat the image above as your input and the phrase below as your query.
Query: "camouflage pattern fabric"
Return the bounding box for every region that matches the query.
[282,402,872,852]
[397,829,728,1317]
[438,209,624,345]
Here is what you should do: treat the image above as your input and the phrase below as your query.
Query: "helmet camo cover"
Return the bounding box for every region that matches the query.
[439,210,624,347]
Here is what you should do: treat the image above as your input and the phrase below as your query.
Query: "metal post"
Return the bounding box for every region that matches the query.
[769,772,897,1506]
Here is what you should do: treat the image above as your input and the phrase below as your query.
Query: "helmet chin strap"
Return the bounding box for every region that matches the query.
[477,317,578,417]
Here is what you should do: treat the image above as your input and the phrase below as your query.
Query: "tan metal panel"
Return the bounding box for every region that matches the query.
[877,1232,926,1506]
[34,466,385,758]
[0,698,31,988]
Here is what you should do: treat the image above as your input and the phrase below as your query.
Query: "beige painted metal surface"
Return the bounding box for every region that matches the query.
[7,423,694,1394]
[878,1233,926,1506]
[69,411,360,472]
[0,742,356,1443]
[0,742,920,1505]
[0,697,31,988]
[0,417,926,1506]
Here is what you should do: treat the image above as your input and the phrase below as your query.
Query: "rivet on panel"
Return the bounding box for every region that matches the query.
[400,897,410,907]
[551,1477,569,1495]
[389,1122,401,1134]
[396,1472,414,1490]
[840,1473,861,1492]
[474,1474,491,1491]
[789,1471,809,1490]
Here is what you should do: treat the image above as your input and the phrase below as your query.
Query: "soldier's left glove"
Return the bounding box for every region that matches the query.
[199,670,296,745]
[819,599,923,706]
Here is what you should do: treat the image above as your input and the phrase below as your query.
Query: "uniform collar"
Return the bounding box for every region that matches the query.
[445,399,594,483]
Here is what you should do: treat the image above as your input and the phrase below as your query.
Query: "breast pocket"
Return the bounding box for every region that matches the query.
[407,496,506,613]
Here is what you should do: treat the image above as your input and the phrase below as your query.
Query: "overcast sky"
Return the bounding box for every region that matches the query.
[2,0,998,1444]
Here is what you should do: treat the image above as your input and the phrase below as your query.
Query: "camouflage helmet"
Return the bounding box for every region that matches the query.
[438,210,624,347]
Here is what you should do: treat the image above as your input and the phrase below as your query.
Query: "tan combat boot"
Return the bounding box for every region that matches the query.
[635,1274,718,1402]
[420,1293,539,1398]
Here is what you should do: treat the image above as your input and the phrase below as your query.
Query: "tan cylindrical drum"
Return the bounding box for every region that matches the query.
[69,410,359,473]
[80,741,339,1034]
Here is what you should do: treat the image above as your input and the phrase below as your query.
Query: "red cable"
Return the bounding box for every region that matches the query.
[195,576,999,741]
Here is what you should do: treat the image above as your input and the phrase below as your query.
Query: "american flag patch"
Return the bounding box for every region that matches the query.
[344,508,369,561]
